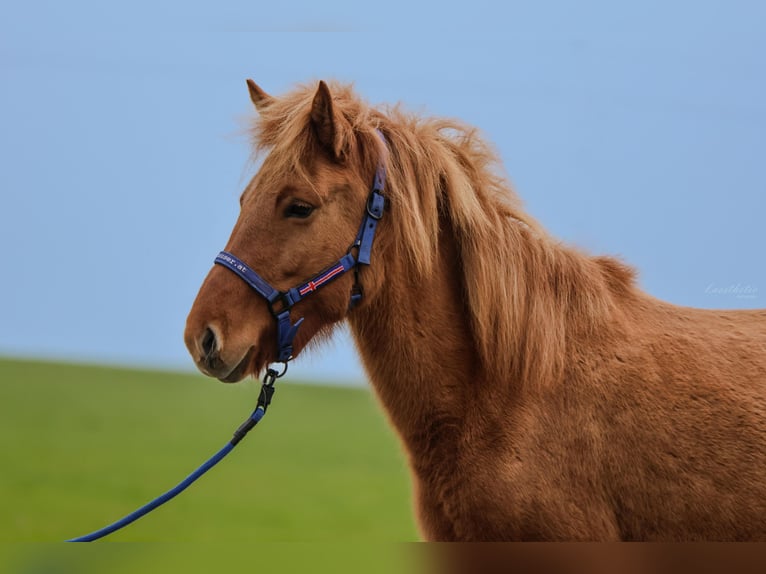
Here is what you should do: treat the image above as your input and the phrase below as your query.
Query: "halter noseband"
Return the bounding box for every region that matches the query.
[214,131,387,364]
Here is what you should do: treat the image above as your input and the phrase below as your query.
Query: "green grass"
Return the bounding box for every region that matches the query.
[0,357,418,542]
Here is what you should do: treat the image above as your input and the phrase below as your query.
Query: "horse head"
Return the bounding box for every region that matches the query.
[185,80,387,382]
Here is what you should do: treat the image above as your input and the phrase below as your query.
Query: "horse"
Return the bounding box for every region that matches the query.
[184,79,766,541]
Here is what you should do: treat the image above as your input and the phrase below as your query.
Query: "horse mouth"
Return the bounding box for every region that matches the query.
[219,347,255,383]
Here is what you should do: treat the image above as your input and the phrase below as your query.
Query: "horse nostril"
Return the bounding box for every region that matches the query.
[201,327,218,359]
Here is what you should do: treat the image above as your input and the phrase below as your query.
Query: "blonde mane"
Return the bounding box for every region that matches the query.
[251,81,637,387]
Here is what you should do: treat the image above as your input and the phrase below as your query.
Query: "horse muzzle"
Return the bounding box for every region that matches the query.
[185,323,255,383]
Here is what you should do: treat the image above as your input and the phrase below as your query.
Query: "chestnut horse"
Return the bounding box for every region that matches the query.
[185,79,766,541]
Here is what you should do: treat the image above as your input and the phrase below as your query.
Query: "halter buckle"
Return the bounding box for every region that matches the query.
[366,191,384,221]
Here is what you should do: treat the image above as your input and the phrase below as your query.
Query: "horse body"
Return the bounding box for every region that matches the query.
[351,208,766,540]
[185,79,766,540]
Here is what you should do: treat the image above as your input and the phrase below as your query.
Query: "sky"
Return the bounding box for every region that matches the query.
[1,0,764,385]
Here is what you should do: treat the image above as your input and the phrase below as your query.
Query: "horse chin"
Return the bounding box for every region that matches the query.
[218,346,256,383]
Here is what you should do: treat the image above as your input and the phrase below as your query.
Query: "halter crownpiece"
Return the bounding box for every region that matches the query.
[214,130,388,364]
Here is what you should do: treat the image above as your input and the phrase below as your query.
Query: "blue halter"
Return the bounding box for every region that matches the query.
[214,132,387,363]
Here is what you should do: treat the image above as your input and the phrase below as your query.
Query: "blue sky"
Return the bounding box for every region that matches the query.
[1,1,763,384]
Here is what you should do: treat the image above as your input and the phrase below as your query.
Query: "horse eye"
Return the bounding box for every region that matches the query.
[284,202,314,219]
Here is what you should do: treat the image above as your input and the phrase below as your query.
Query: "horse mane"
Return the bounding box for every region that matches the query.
[251,81,638,388]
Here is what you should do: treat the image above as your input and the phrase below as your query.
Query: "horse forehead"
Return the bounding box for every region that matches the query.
[253,155,348,199]
[255,148,320,182]
[246,163,305,199]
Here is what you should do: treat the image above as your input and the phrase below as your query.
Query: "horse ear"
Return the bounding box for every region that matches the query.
[246,79,273,111]
[310,80,346,161]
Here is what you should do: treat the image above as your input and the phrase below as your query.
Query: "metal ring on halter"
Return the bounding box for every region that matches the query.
[270,361,289,378]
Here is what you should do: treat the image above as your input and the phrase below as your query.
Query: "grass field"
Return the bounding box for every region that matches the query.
[0,357,418,543]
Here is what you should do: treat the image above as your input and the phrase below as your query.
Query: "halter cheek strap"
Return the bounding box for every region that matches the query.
[214,132,387,364]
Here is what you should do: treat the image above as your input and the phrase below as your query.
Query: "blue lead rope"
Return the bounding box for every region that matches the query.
[69,131,389,542]
[67,442,237,542]
[67,368,279,542]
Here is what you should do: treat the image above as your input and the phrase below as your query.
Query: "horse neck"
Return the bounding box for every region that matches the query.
[348,215,478,455]
[348,204,634,456]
